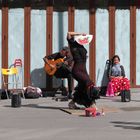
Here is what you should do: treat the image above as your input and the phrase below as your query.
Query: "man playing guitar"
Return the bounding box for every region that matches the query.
[43,46,73,99]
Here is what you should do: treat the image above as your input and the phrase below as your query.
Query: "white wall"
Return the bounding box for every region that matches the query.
[136,9,140,85]
[30,10,46,88]
[53,11,68,53]
[8,9,24,88]
[96,9,109,86]
[52,11,69,88]
[1,8,139,89]
[115,10,130,79]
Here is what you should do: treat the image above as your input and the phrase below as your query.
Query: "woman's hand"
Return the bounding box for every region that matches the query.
[110,76,123,80]
[49,64,55,68]
[64,61,68,65]
[109,76,115,80]
[67,32,84,38]
[82,33,87,36]
[117,76,123,79]
[68,32,82,36]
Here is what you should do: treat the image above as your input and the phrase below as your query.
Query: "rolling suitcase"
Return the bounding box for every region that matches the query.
[121,90,131,102]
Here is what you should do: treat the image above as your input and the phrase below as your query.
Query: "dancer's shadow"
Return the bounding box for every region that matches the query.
[23,104,68,110]
[4,103,68,110]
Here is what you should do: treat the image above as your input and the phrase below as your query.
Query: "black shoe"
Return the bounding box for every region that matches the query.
[68,101,80,109]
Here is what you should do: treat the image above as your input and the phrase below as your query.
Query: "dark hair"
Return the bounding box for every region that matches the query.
[62,46,69,51]
[60,46,70,56]
[112,55,120,63]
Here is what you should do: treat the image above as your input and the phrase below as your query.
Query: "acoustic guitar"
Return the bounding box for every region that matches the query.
[44,58,64,76]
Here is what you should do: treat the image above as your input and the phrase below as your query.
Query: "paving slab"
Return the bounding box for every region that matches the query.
[0,92,140,140]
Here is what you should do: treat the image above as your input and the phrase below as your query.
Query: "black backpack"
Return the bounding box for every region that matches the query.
[24,92,40,99]
[100,59,112,96]
[24,86,42,99]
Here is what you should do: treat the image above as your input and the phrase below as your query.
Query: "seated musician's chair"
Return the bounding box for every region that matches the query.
[52,76,68,101]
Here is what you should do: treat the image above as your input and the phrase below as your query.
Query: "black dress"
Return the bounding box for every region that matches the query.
[67,38,99,107]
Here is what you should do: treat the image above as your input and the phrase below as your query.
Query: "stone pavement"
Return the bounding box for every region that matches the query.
[0,91,140,140]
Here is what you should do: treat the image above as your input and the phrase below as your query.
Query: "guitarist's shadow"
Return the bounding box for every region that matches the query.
[30,67,47,88]
[30,67,62,89]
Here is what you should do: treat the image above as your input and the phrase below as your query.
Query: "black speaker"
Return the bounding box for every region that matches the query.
[11,93,21,107]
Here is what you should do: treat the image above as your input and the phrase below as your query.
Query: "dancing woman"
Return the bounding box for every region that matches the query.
[67,32,100,108]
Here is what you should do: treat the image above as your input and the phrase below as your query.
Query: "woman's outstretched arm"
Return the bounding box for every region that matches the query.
[67,32,83,39]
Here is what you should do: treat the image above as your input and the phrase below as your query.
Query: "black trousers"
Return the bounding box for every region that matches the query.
[55,66,73,94]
